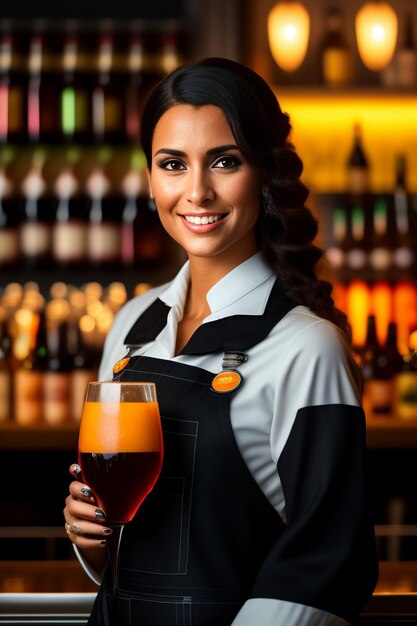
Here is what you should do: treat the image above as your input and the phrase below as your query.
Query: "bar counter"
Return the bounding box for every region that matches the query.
[0,560,416,624]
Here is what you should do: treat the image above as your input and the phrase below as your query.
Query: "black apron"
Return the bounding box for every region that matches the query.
[88,282,296,625]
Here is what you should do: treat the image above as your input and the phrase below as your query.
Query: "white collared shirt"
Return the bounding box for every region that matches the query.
[86,251,359,625]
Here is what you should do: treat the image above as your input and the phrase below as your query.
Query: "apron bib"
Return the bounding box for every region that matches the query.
[88,281,296,625]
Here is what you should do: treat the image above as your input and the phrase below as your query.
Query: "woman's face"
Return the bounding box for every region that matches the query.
[148,104,261,265]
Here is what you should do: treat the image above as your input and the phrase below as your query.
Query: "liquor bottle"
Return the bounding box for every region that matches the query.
[395,13,417,88]
[13,306,46,425]
[368,196,394,279]
[124,35,146,143]
[20,149,52,268]
[26,32,61,143]
[43,300,72,426]
[324,204,348,274]
[345,203,369,274]
[361,314,393,416]
[155,32,184,78]
[52,149,88,268]
[319,7,353,86]
[70,315,99,423]
[0,311,12,422]
[121,149,147,267]
[0,32,26,143]
[347,124,369,198]
[0,150,20,268]
[393,154,414,278]
[60,32,91,143]
[86,149,121,267]
[91,33,124,143]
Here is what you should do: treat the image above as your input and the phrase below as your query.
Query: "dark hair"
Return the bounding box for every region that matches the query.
[141,57,349,338]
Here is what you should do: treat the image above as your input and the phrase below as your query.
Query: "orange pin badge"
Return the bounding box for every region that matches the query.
[113,357,131,375]
[211,370,242,394]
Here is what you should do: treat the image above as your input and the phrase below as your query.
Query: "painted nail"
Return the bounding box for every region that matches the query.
[100,540,107,545]
[81,487,92,497]
[102,528,113,535]
[95,509,106,519]
[72,464,81,474]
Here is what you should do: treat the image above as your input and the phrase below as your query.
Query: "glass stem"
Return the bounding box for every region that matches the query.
[108,524,124,595]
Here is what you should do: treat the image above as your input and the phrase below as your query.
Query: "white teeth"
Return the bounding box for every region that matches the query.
[185,214,223,224]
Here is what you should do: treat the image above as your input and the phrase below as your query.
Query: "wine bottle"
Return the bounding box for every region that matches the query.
[345,203,369,274]
[27,32,61,143]
[86,149,121,267]
[121,149,147,267]
[393,154,414,278]
[395,13,417,88]
[20,149,52,268]
[325,204,348,274]
[0,32,26,143]
[319,7,353,86]
[43,300,72,426]
[347,123,369,198]
[124,34,146,143]
[368,196,394,279]
[91,33,124,143]
[0,150,20,268]
[361,314,393,416]
[60,31,91,143]
[52,148,88,268]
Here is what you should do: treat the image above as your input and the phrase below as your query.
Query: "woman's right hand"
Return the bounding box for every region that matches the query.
[63,463,113,550]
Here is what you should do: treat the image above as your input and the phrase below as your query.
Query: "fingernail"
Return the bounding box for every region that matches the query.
[102,528,113,535]
[72,464,81,474]
[81,487,92,497]
[100,540,107,545]
[95,509,106,519]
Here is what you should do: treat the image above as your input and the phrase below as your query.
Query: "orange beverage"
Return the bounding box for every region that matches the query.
[78,400,163,524]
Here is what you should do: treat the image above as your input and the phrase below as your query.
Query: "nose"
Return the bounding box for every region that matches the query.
[186,167,215,206]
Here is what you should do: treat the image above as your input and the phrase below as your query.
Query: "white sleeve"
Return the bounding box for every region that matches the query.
[231,598,349,626]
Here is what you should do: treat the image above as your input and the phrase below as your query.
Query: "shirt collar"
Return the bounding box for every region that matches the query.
[159,251,274,317]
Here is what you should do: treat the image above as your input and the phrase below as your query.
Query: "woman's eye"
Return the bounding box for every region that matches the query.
[159,159,186,171]
[213,155,241,169]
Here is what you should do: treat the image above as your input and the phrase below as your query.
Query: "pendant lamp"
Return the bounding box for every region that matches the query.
[267,2,310,72]
[355,2,398,71]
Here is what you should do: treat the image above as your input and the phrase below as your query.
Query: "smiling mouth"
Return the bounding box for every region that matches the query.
[182,214,227,225]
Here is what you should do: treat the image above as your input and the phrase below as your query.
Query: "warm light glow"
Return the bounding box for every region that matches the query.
[355,2,398,71]
[393,282,417,354]
[371,282,392,346]
[275,89,417,192]
[347,280,371,347]
[268,2,310,72]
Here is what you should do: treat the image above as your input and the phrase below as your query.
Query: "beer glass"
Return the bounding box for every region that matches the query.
[78,381,163,594]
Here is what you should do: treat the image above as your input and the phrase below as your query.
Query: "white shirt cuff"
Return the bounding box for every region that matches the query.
[231,598,350,626]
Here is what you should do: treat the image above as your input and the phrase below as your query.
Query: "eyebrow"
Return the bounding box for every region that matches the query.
[153,144,241,158]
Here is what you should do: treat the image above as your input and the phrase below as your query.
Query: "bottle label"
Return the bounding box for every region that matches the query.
[14,369,43,425]
[323,49,353,84]
[43,371,71,425]
[369,247,392,271]
[365,378,392,414]
[21,222,51,257]
[54,169,78,199]
[0,229,19,263]
[395,372,417,419]
[88,223,121,262]
[53,222,88,262]
[22,170,46,200]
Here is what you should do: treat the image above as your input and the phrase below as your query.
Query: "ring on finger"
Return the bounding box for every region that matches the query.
[65,522,83,536]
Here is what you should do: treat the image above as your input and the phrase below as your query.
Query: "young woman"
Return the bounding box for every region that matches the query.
[64,57,378,625]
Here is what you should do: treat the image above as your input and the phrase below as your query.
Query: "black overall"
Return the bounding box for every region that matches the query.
[88,282,296,626]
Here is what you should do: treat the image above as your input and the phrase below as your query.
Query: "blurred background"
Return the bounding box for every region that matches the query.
[1,0,417,618]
